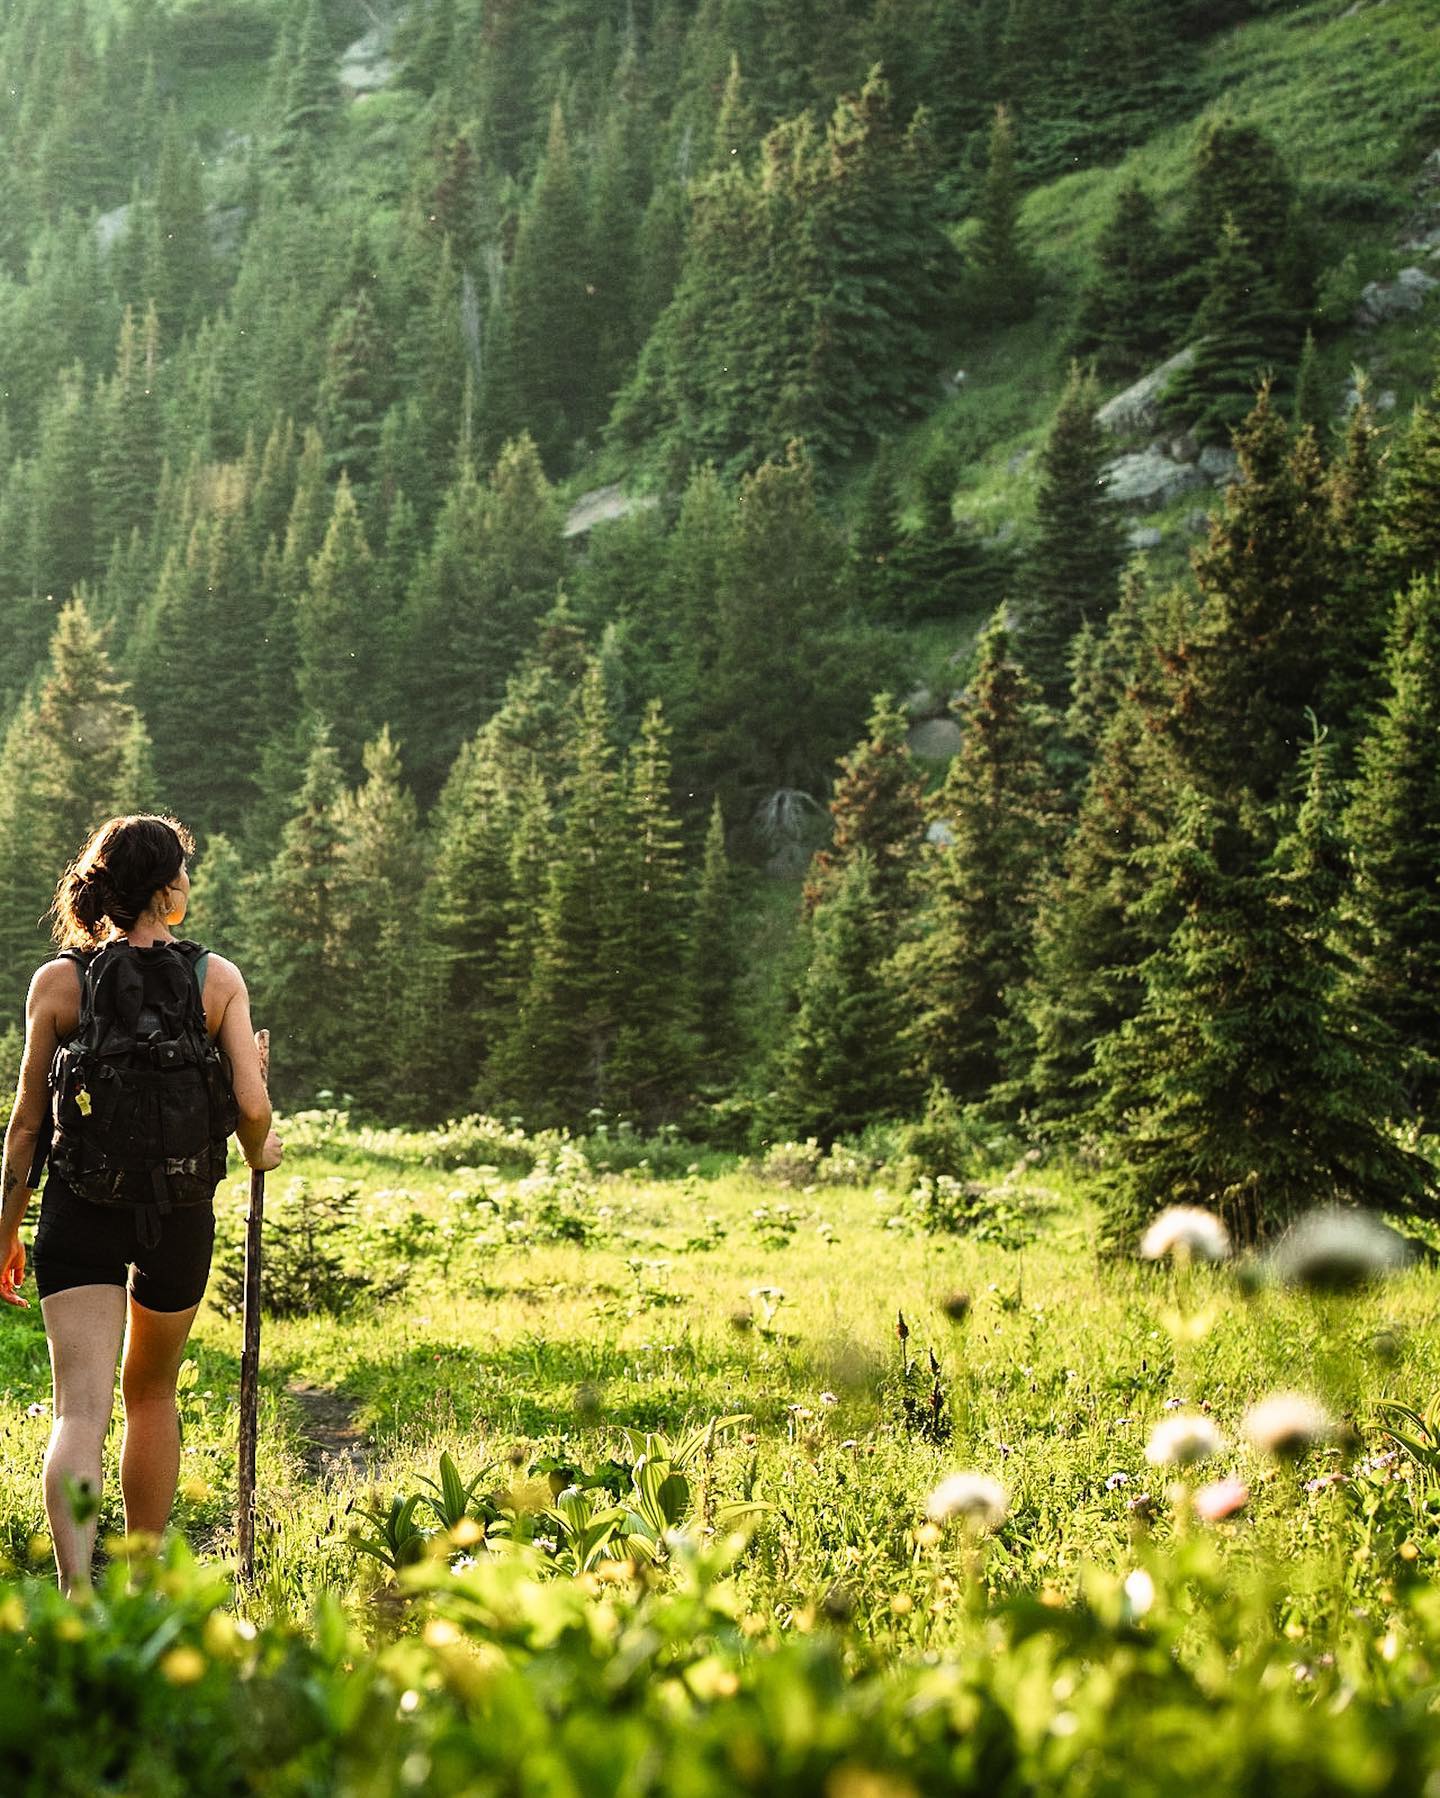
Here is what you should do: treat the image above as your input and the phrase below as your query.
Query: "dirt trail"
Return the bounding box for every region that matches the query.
[286,1379,373,1482]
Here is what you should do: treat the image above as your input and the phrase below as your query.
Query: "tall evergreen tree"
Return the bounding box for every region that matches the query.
[1375,369,1440,597]
[804,692,928,921]
[1068,180,1180,377]
[330,727,424,1115]
[0,599,151,1015]
[297,476,381,777]
[895,612,1060,1104]
[607,699,695,1121]
[687,797,746,1087]
[247,720,346,1104]
[1018,362,1127,704]
[771,853,914,1142]
[1342,574,1440,1120]
[970,103,1034,325]
[1091,752,1436,1247]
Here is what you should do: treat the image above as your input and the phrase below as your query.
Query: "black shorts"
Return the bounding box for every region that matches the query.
[31,1175,216,1313]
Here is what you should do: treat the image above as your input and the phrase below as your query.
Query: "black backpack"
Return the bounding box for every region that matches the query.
[43,938,239,1246]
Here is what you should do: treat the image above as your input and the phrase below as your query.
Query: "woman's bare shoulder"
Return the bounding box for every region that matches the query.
[203,952,246,995]
[29,958,79,1004]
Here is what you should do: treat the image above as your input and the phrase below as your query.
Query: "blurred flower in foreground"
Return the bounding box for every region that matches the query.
[1268,1208,1409,1294]
[1145,1414,1225,1467]
[1121,1568,1155,1622]
[1193,1477,1249,1521]
[1242,1392,1336,1459]
[925,1472,1009,1531]
[1140,1207,1231,1264]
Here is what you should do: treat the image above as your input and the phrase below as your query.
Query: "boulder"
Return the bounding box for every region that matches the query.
[908,718,963,760]
[1095,345,1199,436]
[1199,445,1240,487]
[1126,524,1162,551]
[927,820,956,848]
[1184,507,1213,536]
[339,25,397,96]
[563,485,661,539]
[903,685,945,720]
[1170,432,1199,464]
[1098,448,1206,508]
[1355,266,1440,327]
[94,204,130,253]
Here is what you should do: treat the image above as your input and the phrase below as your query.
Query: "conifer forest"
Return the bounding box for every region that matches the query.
[4,4,1440,1788]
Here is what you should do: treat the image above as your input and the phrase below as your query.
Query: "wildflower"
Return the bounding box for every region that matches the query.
[1140,1207,1231,1264]
[1193,1477,1249,1521]
[1242,1392,1335,1459]
[925,1472,1009,1531]
[819,1392,839,1407]
[1104,1471,1130,1491]
[1268,1208,1409,1294]
[1120,1568,1154,1621]
[1144,1414,1224,1468]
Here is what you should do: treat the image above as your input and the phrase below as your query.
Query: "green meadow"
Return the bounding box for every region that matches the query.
[3,1117,1440,1792]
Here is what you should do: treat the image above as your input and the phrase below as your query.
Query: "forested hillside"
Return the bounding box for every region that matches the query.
[0,0,1437,1240]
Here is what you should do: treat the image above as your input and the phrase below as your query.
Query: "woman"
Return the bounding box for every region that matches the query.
[0,815,282,1592]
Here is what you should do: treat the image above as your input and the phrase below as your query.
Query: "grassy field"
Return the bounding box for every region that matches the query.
[4,1118,1440,1790]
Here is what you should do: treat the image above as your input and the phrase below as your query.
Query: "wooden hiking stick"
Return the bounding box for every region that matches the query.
[236,1028,269,1586]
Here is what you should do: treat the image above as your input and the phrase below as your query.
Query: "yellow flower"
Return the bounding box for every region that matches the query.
[160,1646,206,1685]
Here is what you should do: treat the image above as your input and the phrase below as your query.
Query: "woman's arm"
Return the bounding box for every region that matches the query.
[213,959,283,1172]
[1,965,66,1307]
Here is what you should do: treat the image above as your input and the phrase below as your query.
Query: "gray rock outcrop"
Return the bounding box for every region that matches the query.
[339,25,397,96]
[1095,345,1198,436]
[563,486,661,539]
[1355,266,1440,326]
[908,718,963,760]
[1098,448,1207,508]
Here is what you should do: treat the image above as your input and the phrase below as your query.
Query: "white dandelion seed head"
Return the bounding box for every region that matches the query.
[1241,1392,1336,1458]
[1268,1208,1409,1293]
[1121,1568,1155,1621]
[925,1471,1009,1530]
[1144,1413,1225,1468]
[1139,1206,1231,1264]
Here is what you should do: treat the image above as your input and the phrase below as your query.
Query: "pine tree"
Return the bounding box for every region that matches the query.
[970,103,1034,325]
[493,664,625,1127]
[489,102,594,468]
[1023,580,1189,1119]
[329,727,424,1115]
[186,831,251,963]
[895,611,1060,1104]
[1375,369,1440,597]
[1323,383,1391,746]
[403,437,565,797]
[804,692,928,922]
[1091,752,1436,1247]
[247,721,346,1104]
[606,699,695,1121]
[1171,386,1336,816]
[145,106,211,340]
[1018,362,1127,704]
[415,725,524,1118]
[275,0,338,167]
[887,453,998,623]
[1343,574,1440,1120]
[771,853,913,1142]
[93,302,163,558]
[1165,215,1299,443]
[1068,180,1180,378]
[28,364,95,595]
[687,797,746,1086]
[0,599,152,1014]
[317,287,388,503]
[297,476,380,777]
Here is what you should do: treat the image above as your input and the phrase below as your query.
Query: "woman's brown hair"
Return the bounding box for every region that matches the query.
[50,814,196,950]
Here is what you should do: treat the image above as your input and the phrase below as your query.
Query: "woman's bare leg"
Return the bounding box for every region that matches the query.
[40,1284,127,1593]
[119,1294,200,1536]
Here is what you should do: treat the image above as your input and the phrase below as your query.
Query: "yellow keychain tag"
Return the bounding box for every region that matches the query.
[75,1088,93,1117]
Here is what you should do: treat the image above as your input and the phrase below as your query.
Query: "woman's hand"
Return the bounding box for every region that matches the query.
[0,1230,28,1309]
[247,1129,284,1174]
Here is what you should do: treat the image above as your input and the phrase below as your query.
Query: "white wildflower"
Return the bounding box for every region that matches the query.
[1241,1392,1336,1458]
[925,1471,1009,1531]
[1145,1413,1225,1468]
[1268,1208,1409,1293]
[1121,1568,1155,1621]
[1140,1206,1231,1264]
